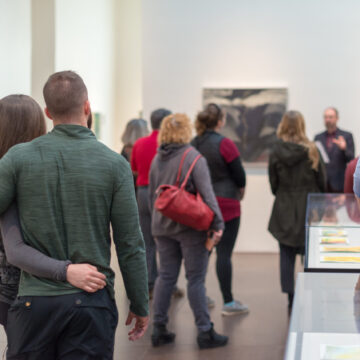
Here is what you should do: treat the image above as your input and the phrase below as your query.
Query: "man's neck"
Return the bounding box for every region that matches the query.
[53,118,87,128]
[327,127,337,135]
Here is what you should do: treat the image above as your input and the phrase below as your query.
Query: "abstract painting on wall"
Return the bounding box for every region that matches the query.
[203,88,288,164]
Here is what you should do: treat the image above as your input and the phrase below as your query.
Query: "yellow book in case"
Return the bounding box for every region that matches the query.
[321,256,360,263]
[320,237,348,244]
[322,247,360,253]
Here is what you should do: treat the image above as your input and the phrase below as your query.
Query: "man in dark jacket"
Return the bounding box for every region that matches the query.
[314,107,355,192]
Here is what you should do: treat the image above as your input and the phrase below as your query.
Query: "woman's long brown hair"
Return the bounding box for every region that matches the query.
[0,95,46,158]
[277,110,320,170]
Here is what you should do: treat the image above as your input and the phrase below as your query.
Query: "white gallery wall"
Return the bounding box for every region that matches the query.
[55,0,115,146]
[0,0,31,97]
[142,0,360,252]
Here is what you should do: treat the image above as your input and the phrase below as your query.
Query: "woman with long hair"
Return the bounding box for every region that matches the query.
[0,94,105,335]
[120,118,149,162]
[192,103,247,316]
[268,110,326,309]
[149,113,228,349]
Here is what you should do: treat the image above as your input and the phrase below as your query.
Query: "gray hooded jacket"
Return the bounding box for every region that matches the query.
[149,143,224,241]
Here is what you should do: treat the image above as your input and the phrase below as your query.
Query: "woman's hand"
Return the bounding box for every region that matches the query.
[211,229,223,245]
[66,264,107,293]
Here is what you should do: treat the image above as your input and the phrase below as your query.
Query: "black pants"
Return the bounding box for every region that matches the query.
[279,243,303,294]
[6,289,118,360]
[137,186,158,289]
[0,300,9,338]
[215,217,240,304]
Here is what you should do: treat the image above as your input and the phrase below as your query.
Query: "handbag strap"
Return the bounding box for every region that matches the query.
[180,154,202,189]
[175,147,193,186]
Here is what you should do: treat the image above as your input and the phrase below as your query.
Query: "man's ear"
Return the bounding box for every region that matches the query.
[84,100,91,116]
[44,108,53,120]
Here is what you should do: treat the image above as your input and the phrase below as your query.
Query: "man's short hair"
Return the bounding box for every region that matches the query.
[43,71,88,118]
[150,108,172,130]
[325,106,339,118]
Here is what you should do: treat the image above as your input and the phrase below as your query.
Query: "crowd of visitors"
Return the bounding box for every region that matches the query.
[0,70,358,358]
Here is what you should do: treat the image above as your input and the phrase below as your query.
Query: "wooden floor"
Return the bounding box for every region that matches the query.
[0,253,298,360]
[113,253,299,360]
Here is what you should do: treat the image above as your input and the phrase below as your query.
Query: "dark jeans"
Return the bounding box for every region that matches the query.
[137,186,158,289]
[279,243,303,294]
[153,236,211,332]
[7,289,118,360]
[215,217,240,304]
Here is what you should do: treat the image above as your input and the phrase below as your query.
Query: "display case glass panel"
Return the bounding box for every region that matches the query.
[305,193,360,271]
[284,272,360,360]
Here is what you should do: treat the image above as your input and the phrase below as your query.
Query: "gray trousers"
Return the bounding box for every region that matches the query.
[137,186,158,289]
[153,236,211,332]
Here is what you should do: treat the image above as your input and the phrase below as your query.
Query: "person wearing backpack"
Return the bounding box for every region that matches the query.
[148,113,228,349]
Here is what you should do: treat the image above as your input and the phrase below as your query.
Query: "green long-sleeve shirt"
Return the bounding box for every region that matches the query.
[0,124,148,316]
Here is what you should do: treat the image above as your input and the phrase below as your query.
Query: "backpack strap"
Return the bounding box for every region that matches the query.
[175,147,193,186]
[180,154,202,189]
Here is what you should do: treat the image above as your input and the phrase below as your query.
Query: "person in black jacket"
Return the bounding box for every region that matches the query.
[192,103,248,316]
[314,107,354,192]
[268,110,326,310]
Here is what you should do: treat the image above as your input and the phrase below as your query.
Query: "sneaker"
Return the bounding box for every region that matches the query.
[151,324,176,347]
[197,323,228,349]
[172,286,185,298]
[221,300,249,316]
[206,296,215,308]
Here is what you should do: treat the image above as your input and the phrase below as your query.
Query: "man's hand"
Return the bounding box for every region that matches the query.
[66,264,106,292]
[125,311,149,341]
[239,187,245,201]
[333,135,347,150]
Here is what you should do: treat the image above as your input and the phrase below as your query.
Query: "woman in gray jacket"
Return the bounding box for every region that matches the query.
[149,113,228,349]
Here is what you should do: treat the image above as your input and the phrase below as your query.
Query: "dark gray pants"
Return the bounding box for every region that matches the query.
[137,186,158,289]
[153,236,211,332]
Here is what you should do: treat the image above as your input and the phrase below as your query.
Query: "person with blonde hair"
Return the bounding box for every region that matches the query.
[268,110,326,310]
[149,113,228,349]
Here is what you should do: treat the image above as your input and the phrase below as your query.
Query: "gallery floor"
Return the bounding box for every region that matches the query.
[0,252,300,360]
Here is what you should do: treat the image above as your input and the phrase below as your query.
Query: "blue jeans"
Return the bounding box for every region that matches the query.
[153,236,211,332]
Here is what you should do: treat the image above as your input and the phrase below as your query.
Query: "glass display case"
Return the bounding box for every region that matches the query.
[284,272,360,360]
[305,193,360,272]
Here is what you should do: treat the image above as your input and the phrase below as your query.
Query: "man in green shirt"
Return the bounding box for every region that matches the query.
[0,71,149,359]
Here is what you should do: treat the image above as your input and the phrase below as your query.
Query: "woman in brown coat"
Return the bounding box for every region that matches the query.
[268,110,326,309]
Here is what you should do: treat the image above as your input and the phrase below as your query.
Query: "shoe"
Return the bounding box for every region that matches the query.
[151,324,176,347]
[288,293,294,309]
[197,323,228,349]
[149,288,154,300]
[206,296,215,309]
[172,286,185,298]
[221,300,249,316]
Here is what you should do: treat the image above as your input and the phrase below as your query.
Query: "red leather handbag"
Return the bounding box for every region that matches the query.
[154,148,215,231]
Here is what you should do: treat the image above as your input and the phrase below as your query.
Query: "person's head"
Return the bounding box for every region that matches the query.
[121,118,149,147]
[158,113,192,145]
[150,108,172,130]
[0,94,46,158]
[323,107,339,133]
[43,71,90,126]
[277,110,320,170]
[195,103,225,135]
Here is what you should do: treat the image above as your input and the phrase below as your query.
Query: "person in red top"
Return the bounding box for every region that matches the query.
[344,157,359,193]
[131,109,171,294]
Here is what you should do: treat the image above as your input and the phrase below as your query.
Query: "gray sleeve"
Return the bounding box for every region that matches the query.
[191,157,225,231]
[0,203,71,281]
